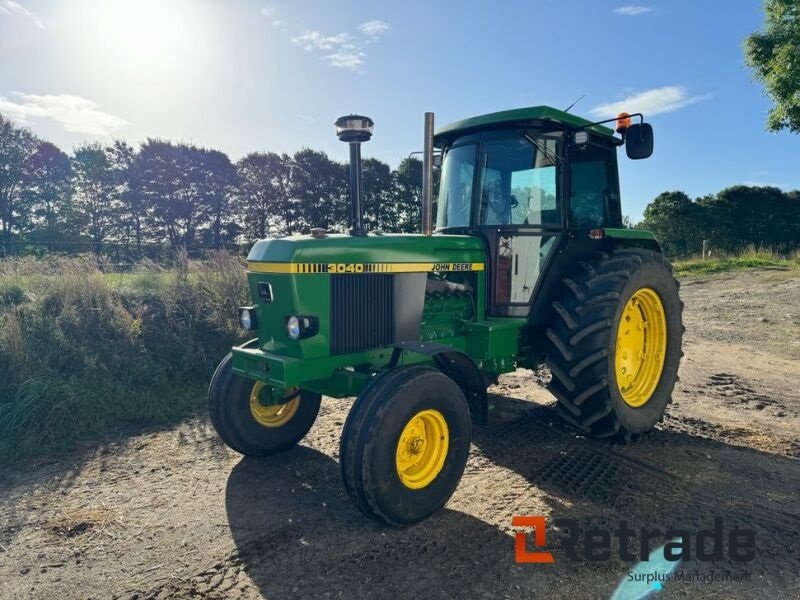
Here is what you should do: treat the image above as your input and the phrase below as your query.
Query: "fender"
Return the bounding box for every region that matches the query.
[390,341,488,425]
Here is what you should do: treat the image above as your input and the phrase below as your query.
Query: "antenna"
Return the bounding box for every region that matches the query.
[563,94,586,113]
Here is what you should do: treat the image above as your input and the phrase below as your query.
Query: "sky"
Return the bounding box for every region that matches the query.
[1,0,798,221]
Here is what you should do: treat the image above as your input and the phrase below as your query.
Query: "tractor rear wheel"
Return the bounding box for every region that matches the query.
[340,366,472,526]
[544,248,683,440]
[208,353,321,456]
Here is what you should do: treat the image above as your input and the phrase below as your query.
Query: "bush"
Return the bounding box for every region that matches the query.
[0,283,25,308]
[0,253,248,463]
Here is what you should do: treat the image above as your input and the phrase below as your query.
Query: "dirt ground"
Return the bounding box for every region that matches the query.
[1,269,799,600]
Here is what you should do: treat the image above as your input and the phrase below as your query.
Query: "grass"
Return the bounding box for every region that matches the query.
[672,248,800,276]
[0,252,249,465]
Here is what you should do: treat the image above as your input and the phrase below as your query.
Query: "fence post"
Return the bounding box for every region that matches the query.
[702,239,707,261]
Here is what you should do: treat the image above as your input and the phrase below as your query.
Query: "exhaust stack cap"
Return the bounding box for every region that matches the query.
[335,115,374,143]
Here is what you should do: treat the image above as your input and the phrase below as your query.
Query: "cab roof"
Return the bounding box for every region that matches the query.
[434,105,615,142]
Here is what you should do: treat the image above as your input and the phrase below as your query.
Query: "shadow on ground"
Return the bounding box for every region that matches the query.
[225,395,800,599]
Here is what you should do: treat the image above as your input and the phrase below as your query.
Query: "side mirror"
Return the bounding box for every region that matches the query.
[625,123,654,159]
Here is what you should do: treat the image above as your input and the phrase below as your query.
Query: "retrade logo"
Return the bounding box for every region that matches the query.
[512,516,756,564]
[511,516,555,563]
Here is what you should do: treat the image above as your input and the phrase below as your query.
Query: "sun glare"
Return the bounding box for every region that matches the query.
[96,0,189,69]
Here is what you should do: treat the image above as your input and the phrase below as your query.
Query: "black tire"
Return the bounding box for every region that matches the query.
[544,248,683,440]
[208,353,321,456]
[340,365,472,526]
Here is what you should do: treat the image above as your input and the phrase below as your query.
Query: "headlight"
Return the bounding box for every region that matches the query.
[285,315,319,340]
[286,315,301,340]
[239,307,257,331]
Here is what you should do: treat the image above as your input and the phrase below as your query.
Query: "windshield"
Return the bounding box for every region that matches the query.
[435,134,560,230]
[479,135,559,226]
[435,143,476,229]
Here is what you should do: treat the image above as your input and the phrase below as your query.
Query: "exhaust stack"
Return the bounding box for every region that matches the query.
[421,112,434,236]
[335,114,374,237]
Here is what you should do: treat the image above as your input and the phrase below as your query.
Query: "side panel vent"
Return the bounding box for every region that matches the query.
[330,274,394,355]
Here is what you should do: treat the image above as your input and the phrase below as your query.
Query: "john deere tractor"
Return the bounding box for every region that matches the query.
[209,107,683,526]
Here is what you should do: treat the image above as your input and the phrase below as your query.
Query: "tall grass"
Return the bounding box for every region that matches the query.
[0,252,248,463]
[672,247,800,276]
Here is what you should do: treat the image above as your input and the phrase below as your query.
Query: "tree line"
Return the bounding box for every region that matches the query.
[640,187,800,258]
[0,113,424,255]
[2,112,798,260]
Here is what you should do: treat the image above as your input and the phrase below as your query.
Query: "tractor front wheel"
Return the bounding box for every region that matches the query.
[340,366,472,526]
[208,353,321,456]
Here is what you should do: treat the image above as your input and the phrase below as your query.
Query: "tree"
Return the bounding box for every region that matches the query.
[71,143,116,252]
[196,148,238,248]
[0,114,38,241]
[642,191,704,257]
[106,140,143,251]
[392,158,424,232]
[745,0,800,132]
[361,158,394,231]
[290,148,348,233]
[236,152,293,239]
[23,141,72,242]
[134,140,194,248]
[698,185,794,253]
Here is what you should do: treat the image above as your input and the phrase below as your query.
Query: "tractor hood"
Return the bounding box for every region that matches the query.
[247,233,486,271]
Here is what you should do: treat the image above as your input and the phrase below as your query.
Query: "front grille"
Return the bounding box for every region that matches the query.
[330,274,394,354]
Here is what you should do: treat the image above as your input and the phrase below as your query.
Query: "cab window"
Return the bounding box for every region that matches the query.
[568,143,621,228]
[478,136,560,226]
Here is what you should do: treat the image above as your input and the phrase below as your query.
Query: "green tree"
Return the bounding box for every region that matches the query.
[71,143,116,252]
[642,191,704,257]
[698,185,794,253]
[361,158,394,231]
[0,114,38,242]
[133,140,210,249]
[106,140,142,251]
[196,148,238,248]
[291,148,348,233]
[745,0,800,132]
[392,157,424,232]
[24,141,73,242]
[236,152,293,239]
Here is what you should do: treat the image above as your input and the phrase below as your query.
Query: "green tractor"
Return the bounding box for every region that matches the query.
[209,107,683,526]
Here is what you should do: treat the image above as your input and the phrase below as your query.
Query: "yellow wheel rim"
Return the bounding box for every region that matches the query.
[614,288,667,407]
[395,409,449,489]
[249,382,300,428]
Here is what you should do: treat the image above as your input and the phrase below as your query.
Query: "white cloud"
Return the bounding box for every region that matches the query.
[326,50,366,71]
[589,86,712,118]
[613,6,653,16]
[285,19,390,72]
[260,7,275,17]
[0,92,128,135]
[291,30,352,52]
[0,0,45,29]
[271,20,283,28]
[359,20,390,37]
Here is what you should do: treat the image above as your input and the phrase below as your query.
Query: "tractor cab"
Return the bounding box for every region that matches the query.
[432,106,653,317]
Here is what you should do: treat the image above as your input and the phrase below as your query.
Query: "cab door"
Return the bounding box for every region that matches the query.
[475,131,563,317]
